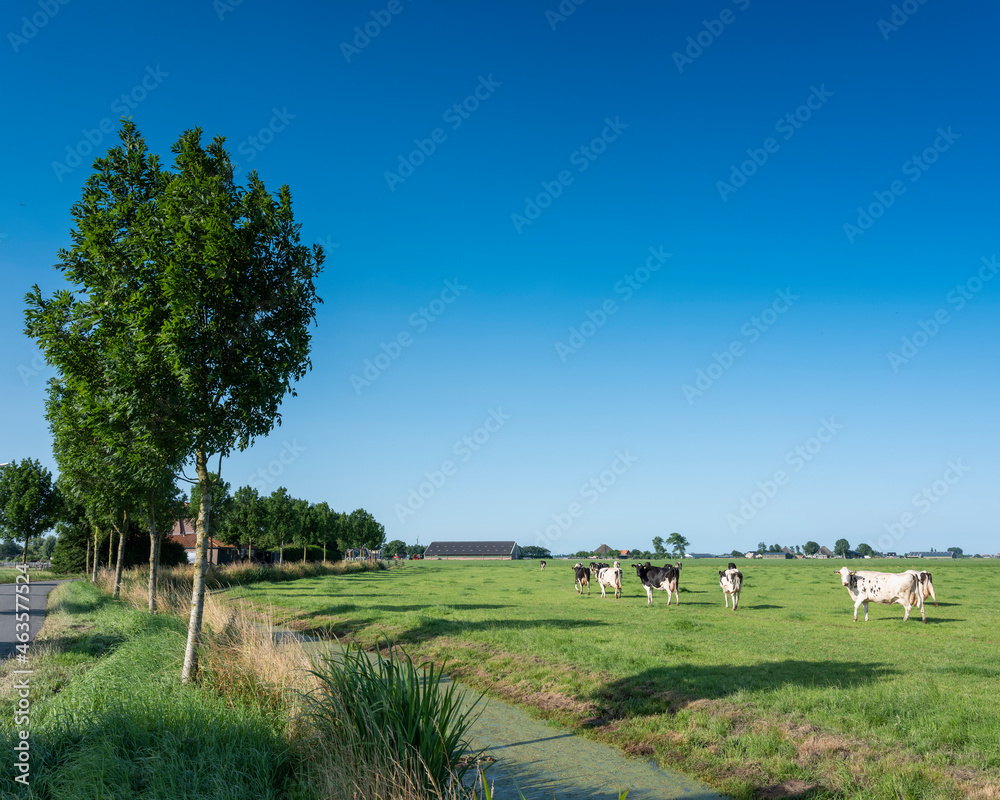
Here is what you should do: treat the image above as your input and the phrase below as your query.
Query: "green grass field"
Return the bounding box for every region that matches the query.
[230,557,1000,800]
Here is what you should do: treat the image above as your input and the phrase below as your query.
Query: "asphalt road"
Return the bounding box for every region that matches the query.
[0,578,73,660]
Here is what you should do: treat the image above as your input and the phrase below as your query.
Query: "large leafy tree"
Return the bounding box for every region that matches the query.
[266,487,301,565]
[834,538,851,557]
[666,532,689,558]
[0,459,61,563]
[803,540,820,556]
[346,508,386,552]
[27,122,324,682]
[221,485,266,560]
[651,536,666,556]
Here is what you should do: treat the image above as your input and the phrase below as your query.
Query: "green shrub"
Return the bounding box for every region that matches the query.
[304,640,483,794]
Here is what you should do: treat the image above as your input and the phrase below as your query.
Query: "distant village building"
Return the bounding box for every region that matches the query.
[166,518,240,565]
[905,551,955,559]
[762,552,793,559]
[818,546,834,558]
[593,544,616,556]
[685,553,718,559]
[422,541,521,560]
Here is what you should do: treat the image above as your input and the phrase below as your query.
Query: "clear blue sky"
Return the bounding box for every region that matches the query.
[2,0,998,556]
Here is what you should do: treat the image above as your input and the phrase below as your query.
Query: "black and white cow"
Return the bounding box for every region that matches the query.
[905,569,937,607]
[837,566,926,623]
[594,561,623,599]
[573,563,591,596]
[540,560,546,571]
[719,562,743,611]
[633,562,680,606]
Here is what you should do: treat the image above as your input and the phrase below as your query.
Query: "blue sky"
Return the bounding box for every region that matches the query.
[2,0,998,556]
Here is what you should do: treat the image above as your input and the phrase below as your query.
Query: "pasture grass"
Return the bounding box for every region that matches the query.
[0,580,296,799]
[232,557,1000,800]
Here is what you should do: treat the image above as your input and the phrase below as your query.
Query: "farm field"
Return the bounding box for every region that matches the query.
[229,558,1000,800]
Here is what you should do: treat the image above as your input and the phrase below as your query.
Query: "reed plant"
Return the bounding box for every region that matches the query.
[303,640,484,797]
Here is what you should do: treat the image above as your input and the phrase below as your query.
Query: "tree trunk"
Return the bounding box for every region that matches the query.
[85,536,90,578]
[303,544,307,563]
[147,491,160,614]
[322,542,326,563]
[181,448,212,684]
[113,510,128,599]
[279,540,283,566]
[108,530,113,565]
[92,527,100,582]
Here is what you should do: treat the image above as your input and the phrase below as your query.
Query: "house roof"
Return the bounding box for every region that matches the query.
[906,551,954,558]
[593,544,615,555]
[166,532,234,550]
[819,546,834,555]
[423,541,518,557]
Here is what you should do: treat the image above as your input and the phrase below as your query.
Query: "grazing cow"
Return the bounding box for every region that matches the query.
[905,569,937,607]
[719,563,743,611]
[837,566,926,623]
[573,563,591,596]
[594,562,623,599]
[633,562,680,606]
[540,560,546,571]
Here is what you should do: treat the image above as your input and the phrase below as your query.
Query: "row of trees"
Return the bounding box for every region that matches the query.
[24,121,326,683]
[204,479,385,564]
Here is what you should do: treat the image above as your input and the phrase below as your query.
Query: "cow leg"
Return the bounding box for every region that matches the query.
[646,586,653,605]
[733,591,739,611]
[853,597,863,622]
[902,601,911,621]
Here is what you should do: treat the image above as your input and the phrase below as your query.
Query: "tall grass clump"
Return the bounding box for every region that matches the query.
[302,640,484,798]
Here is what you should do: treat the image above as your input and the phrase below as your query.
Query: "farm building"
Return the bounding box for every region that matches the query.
[422,541,522,560]
[166,518,240,565]
[686,553,718,559]
[762,552,793,559]
[906,551,955,559]
[593,544,616,556]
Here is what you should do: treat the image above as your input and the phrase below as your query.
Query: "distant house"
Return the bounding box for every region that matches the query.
[422,541,521,560]
[817,546,834,559]
[166,518,240,565]
[593,544,616,556]
[686,553,717,559]
[782,546,795,555]
[762,552,793,559]
[905,551,955,559]
[619,549,631,558]
[745,551,757,559]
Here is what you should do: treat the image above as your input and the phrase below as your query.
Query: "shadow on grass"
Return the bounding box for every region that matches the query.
[591,660,898,720]
[35,630,128,659]
[396,617,607,645]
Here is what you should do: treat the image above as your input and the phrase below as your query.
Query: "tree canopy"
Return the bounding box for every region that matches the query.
[0,458,61,563]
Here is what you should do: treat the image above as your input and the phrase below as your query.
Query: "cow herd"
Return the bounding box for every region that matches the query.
[566,560,938,621]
